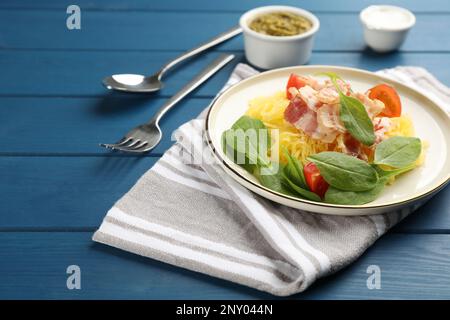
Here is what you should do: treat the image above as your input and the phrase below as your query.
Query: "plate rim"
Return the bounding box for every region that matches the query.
[205,65,450,210]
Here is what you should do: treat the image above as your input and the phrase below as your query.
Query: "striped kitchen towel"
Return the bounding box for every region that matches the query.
[93,64,450,296]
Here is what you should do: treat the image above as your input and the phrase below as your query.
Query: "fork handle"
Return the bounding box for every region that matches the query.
[150,53,235,124]
[155,26,242,80]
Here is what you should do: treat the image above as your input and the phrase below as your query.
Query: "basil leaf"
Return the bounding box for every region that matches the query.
[231,115,265,130]
[373,163,416,179]
[282,172,322,201]
[374,136,422,168]
[339,92,376,146]
[324,162,417,205]
[255,163,321,202]
[231,115,271,149]
[221,129,257,173]
[324,180,386,205]
[282,148,307,189]
[254,165,294,196]
[320,73,375,146]
[308,151,379,191]
[221,116,271,169]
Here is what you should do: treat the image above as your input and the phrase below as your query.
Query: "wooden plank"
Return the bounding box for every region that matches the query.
[0,10,449,51]
[0,157,158,229]
[0,0,448,13]
[0,50,240,97]
[1,51,449,98]
[0,157,448,231]
[1,52,448,154]
[394,192,450,233]
[0,232,449,299]
[306,233,450,299]
[0,97,211,155]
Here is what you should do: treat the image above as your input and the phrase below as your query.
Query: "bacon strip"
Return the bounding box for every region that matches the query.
[283,76,389,148]
[284,95,309,124]
[317,104,345,132]
[298,86,322,111]
[336,133,368,160]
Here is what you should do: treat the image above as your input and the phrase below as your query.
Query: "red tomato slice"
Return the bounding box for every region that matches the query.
[286,73,307,100]
[368,84,402,117]
[303,162,329,198]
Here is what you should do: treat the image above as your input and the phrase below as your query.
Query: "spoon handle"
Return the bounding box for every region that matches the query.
[151,53,235,124]
[156,26,242,79]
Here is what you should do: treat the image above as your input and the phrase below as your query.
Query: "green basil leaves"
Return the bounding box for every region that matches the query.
[308,152,379,191]
[324,181,386,205]
[313,139,421,205]
[282,147,307,189]
[254,165,292,196]
[374,136,422,168]
[222,116,322,202]
[221,115,271,171]
[321,72,375,146]
[339,93,376,146]
[282,172,322,201]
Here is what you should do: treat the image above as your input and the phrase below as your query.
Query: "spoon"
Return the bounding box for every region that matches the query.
[100,54,235,153]
[103,26,242,93]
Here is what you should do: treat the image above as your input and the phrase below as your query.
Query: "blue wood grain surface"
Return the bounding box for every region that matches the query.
[0,97,212,155]
[0,233,449,299]
[0,0,449,299]
[1,0,449,13]
[0,10,449,51]
[1,51,449,98]
[0,156,449,232]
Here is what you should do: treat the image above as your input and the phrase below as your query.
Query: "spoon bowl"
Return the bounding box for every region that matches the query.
[102,74,163,93]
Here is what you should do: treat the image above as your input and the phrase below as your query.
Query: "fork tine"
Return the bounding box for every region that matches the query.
[99,136,134,150]
[99,143,121,150]
[101,139,157,153]
[125,139,141,148]
[112,140,147,151]
[116,137,133,147]
[111,141,154,153]
[130,141,147,150]
[100,123,161,153]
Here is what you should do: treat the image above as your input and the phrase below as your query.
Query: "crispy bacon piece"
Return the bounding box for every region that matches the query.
[323,79,351,96]
[317,104,345,132]
[284,95,318,135]
[337,133,368,160]
[344,133,361,157]
[354,92,385,118]
[298,86,322,111]
[284,76,390,147]
[285,93,343,143]
[296,109,319,135]
[317,87,340,105]
[284,95,309,124]
[295,75,323,91]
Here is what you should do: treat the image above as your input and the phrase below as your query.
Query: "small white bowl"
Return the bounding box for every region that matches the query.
[360,5,416,53]
[239,6,320,69]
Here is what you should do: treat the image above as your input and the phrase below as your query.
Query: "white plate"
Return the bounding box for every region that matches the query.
[205,66,450,215]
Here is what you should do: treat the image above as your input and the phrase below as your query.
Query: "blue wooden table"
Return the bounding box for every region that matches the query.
[1,0,450,299]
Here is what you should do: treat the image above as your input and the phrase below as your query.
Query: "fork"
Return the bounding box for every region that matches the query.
[100,53,235,153]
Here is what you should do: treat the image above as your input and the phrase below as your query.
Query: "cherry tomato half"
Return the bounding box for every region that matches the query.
[368,84,402,117]
[286,73,307,100]
[303,162,329,198]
